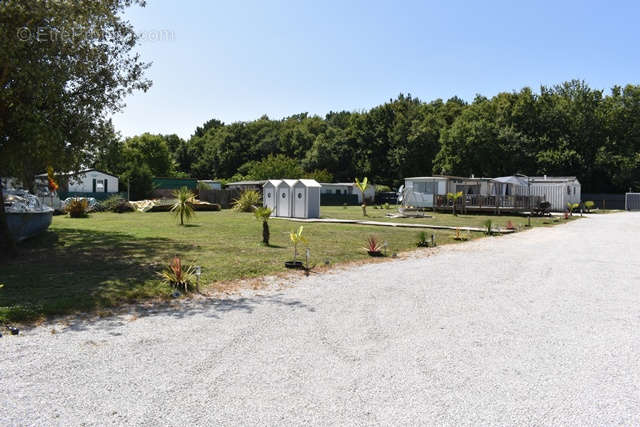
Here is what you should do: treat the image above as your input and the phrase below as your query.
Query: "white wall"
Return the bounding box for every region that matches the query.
[68,171,118,193]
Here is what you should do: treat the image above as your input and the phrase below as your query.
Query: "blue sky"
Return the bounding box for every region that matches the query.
[112,0,640,139]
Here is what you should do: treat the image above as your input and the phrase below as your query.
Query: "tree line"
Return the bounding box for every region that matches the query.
[95,80,640,196]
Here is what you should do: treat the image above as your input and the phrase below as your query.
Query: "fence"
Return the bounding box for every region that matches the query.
[626,193,640,210]
[199,188,243,209]
[152,177,197,190]
[581,193,626,210]
[320,193,359,206]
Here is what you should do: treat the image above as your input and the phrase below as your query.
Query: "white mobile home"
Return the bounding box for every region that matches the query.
[401,176,495,208]
[528,176,581,211]
[319,182,376,204]
[35,169,118,196]
[292,179,321,218]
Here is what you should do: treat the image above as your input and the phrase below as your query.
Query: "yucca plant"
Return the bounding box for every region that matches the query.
[447,191,464,216]
[484,219,493,235]
[232,190,261,212]
[355,177,369,216]
[289,226,307,262]
[171,186,195,225]
[416,231,430,247]
[158,256,196,293]
[363,235,384,255]
[254,206,272,245]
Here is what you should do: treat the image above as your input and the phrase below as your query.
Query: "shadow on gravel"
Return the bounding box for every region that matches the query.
[54,292,315,334]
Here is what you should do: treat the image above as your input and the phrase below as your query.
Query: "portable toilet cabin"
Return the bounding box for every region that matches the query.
[262,179,281,212]
[275,179,298,217]
[292,179,321,218]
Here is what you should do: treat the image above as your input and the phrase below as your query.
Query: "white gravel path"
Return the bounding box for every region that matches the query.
[2,212,640,425]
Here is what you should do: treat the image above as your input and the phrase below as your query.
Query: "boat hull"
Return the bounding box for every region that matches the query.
[6,211,53,242]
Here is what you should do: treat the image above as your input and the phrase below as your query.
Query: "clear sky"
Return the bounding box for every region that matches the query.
[111,0,640,139]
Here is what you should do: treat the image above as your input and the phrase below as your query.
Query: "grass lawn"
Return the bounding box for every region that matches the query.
[0,206,576,323]
[321,205,568,228]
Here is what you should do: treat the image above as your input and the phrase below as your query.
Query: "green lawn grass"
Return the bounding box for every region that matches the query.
[0,206,576,323]
[321,205,566,228]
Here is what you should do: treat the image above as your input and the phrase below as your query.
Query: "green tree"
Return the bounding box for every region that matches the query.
[0,0,151,254]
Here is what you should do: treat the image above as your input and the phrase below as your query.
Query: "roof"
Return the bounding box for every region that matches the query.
[263,179,282,187]
[319,182,355,187]
[405,175,492,181]
[280,179,298,187]
[226,180,267,186]
[35,169,119,179]
[492,176,529,186]
[295,179,321,188]
[530,176,579,183]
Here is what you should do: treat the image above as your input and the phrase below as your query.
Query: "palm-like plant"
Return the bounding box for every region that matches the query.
[355,177,369,216]
[171,186,195,225]
[447,191,464,216]
[289,225,307,262]
[254,206,272,245]
[567,202,579,216]
[158,256,196,293]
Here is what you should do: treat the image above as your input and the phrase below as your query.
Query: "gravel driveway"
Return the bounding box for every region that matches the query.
[2,212,640,425]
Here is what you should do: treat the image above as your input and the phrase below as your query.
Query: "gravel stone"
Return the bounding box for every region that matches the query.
[2,212,639,425]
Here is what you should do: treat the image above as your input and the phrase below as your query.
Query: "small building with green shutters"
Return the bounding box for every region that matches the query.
[35,169,120,200]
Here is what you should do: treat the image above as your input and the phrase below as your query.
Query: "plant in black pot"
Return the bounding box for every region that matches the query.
[363,235,384,256]
[285,226,307,269]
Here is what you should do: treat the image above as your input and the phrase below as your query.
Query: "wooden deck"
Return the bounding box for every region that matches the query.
[434,194,543,215]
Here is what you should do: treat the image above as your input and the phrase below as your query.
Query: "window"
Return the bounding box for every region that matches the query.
[96,179,104,192]
[567,186,571,195]
[297,192,303,199]
[281,192,286,198]
[414,181,437,194]
[267,192,271,198]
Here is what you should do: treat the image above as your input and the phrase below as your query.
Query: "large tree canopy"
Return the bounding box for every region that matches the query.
[0,0,151,252]
[0,0,151,185]
[149,82,637,193]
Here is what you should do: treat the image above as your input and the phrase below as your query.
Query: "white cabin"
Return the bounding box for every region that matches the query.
[292,179,321,218]
[529,176,581,211]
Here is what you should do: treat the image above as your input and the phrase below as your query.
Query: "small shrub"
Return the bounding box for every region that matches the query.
[159,256,197,293]
[416,231,429,247]
[100,195,134,213]
[193,202,221,211]
[232,190,261,212]
[112,200,134,213]
[66,198,89,218]
[363,235,383,254]
[584,200,594,213]
[373,205,379,209]
[342,203,347,209]
[289,226,307,262]
[383,202,390,210]
[484,219,493,235]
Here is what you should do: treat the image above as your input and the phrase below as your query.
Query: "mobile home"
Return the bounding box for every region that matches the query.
[528,176,581,211]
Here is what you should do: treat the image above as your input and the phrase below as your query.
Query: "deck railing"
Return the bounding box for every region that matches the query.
[435,194,543,212]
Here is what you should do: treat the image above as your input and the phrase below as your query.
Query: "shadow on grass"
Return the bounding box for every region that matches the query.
[0,229,196,323]
[57,292,315,334]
